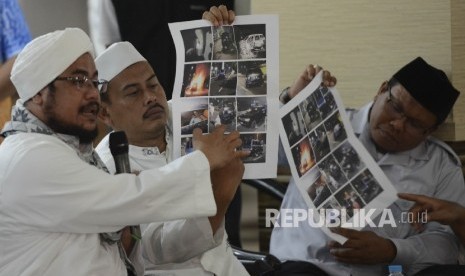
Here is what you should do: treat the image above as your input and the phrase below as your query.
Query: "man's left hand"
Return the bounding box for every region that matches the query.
[328,227,396,264]
[202,5,235,26]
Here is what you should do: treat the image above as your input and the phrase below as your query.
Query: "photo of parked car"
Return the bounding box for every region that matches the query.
[245,33,266,51]
[237,61,267,96]
[245,67,264,88]
[239,133,266,163]
[234,24,266,59]
[237,105,266,129]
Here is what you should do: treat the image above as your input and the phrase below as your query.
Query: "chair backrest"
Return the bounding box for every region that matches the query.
[232,178,288,275]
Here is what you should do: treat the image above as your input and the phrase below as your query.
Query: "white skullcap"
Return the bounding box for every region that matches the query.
[11,28,94,101]
[95,41,146,82]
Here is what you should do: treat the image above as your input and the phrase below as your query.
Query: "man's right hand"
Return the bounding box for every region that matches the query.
[398,193,465,230]
[193,125,249,170]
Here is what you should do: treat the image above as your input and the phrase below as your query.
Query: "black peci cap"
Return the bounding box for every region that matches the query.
[392,57,460,124]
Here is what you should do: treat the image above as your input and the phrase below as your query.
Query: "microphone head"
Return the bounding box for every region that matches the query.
[109,131,129,156]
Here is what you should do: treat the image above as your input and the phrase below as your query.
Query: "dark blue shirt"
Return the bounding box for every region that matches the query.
[0,0,31,63]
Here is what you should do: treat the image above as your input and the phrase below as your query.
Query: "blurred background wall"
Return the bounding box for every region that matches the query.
[251,0,465,140]
[11,0,464,140]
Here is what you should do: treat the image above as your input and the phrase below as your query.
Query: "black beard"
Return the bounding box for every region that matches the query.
[45,115,98,144]
[43,90,99,144]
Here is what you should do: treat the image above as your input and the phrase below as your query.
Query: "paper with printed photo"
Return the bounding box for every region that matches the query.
[169,15,279,179]
[279,72,398,243]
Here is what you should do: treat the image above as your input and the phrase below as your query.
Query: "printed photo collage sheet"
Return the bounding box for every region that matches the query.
[279,73,397,243]
[169,15,280,179]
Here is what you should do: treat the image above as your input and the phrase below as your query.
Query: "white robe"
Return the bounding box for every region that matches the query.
[96,131,249,276]
[0,133,216,276]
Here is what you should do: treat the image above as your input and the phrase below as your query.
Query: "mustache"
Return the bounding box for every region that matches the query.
[79,102,100,114]
[143,103,165,118]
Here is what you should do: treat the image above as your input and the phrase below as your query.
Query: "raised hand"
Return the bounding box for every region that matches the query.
[202,5,235,26]
[286,64,337,102]
[193,125,249,170]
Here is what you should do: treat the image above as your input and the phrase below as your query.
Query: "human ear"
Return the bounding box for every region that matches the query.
[98,104,113,128]
[377,81,389,96]
[374,81,389,102]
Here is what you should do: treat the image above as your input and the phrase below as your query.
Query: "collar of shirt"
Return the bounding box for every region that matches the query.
[127,125,173,167]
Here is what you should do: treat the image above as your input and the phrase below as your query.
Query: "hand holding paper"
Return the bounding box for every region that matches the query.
[202,5,236,26]
[285,64,337,102]
[329,227,396,264]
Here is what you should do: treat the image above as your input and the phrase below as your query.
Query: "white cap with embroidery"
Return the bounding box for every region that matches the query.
[95,41,146,82]
[11,28,95,101]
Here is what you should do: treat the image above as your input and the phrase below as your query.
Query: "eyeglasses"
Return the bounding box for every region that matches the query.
[55,75,108,94]
[384,85,433,135]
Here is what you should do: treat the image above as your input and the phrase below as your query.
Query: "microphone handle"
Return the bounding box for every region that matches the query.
[113,153,142,243]
[114,153,131,174]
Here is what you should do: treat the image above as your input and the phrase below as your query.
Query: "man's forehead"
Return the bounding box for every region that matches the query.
[107,63,159,98]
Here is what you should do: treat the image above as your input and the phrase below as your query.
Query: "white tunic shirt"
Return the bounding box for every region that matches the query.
[270,104,465,276]
[96,131,249,276]
[0,133,216,276]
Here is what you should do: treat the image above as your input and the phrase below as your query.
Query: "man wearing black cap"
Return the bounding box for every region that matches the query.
[269,58,465,276]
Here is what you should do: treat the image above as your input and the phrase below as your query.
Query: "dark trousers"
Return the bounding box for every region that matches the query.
[261,261,329,276]
[415,265,465,276]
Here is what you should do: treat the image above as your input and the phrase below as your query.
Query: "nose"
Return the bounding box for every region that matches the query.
[389,116,407,131]
[84,82,100,101]
[144,89,157,105]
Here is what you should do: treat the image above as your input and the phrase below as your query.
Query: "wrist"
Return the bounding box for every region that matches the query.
[384,238,397,263]
[452,205,465,226]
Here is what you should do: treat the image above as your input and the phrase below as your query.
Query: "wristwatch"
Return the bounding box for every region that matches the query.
[279,86,292,104]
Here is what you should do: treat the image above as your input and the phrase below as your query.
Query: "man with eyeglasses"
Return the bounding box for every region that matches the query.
[0,27,247,275]
[269,57,465,276]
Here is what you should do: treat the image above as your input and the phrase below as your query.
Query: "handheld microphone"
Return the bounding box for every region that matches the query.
[109,131,131,174]
[109,131,141,246]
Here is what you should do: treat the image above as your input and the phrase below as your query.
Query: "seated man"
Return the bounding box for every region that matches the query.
[270,58,464,276]
[0,27,244,275]
[95,36,248,276]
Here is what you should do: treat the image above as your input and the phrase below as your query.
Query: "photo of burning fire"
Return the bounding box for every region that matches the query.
[182,63,211,97]
[292,136,316,177]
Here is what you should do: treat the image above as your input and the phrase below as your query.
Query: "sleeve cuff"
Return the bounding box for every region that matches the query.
[390,238,418,266]
[189,151,217,217]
